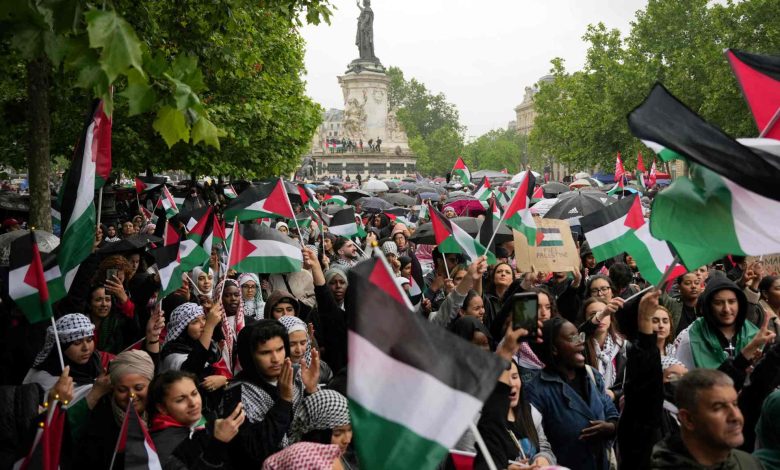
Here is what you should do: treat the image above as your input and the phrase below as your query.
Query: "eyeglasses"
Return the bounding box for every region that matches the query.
[589,286,612,295]
[563,332,586,344]
[242,284,258,290]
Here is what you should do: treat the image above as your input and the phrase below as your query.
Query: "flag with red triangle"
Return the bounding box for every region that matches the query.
[725,49,780,139]
[531,185,544,202]
[223,184,238,199]
[224,179,296,221]
[451,157,471,185]
[472,176,491,201]
[157,186,179,219]
[9,231,65,323]
[614,152,626,189]
[150,243,182,298]
[298,184,321,210]
[87,100,112,189]
[134,175,166,194]
[502,171,542,246]
[13,401,67,470]
[111,399,162,470]
[428,203,494,262]
[228,224,303,274]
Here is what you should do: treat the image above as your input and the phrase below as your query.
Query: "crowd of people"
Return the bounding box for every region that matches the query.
[1,175,779,470]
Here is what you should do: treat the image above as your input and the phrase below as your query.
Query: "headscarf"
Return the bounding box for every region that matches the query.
[755,389,780,469]
[214,278,245,371]
[278,315,311,366]
[108,350,155,426]
[239,273,265,320]
[261,442,341,470]
[276,222,289,233]
[323,266,349,287]
[33,313,101,386]
[190,266,212,297]
[164,303,204,345]
[381,241,398,256]
[289,390,350,444]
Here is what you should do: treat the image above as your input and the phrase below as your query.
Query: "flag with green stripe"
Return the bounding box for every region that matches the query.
[428,203,494,262]
[9,232,66,323]
[346,255,505,470]
[451,157,471,185]
[502,171,542,245]
[228,224,302,274]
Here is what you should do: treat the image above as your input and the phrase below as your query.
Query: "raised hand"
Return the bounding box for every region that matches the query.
[742,314,777,361]
[48,366,74,405]
[214,403,245,443]
[278,359,294,402]
[300,348,321,394]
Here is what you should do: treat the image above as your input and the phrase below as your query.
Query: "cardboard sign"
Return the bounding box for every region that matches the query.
[514,218,581,273]
[747,253,780,276]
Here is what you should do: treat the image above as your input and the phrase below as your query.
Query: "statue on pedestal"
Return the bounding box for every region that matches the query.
[355,0,375,61]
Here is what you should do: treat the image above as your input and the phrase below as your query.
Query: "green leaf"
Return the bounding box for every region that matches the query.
[84,9,144,82]
[43,31,67,67]
[119,81,157,116]
[153,106,189,148]
[192,116,221,150]
[11,28,44,58]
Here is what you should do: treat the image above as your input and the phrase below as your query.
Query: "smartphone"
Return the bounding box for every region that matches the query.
[220,383,242,418]
[509,292,538,341]
[106,268,118,281]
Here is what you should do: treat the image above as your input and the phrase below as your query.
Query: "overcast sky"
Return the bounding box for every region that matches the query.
[300,0,649,139]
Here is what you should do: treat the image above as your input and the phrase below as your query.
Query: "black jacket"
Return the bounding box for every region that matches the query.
[314,284,348,373]
[228,399,293,468]
[152,424,232,470]
[75,396,123,470]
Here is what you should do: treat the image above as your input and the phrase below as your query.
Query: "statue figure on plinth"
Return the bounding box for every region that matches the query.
[355,0,375,61]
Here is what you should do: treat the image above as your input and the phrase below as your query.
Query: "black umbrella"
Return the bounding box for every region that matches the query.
[344,189,372,204]
[323,204,354,215]
[356,197,394,212]
[541,182,570,197]
[98,233,163,254]
[410,217,513,245]
[379,193,416,207]
[543,190,610,220]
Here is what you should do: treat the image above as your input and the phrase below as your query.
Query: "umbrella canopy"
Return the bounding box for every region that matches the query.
[414,184,443,194]
[361,178,389,192]
[0,230,59,267]
[472,169,511,180]
[344,189,372,204]
[323,204,355,215]
[569,178,595,189]
[585,177,604,188]
[509,171,541,185]
[530,197,559,217]
[417,192,439,202]
[443,196,486,216]
[356,197,394,212]
[410,217,513,245]
[447,190,468,198]
[544,190,610,220]
[379,193,416,207]
[381,180,399,190]
[97,233,163,255]
[398,182,417,192]
[541,182,569,197]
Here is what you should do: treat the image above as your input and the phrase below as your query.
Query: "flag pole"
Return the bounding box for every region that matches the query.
[50,316,65,372]
[656,256,681,290]
[441,252,451,279]
[484,217,506,254]
[468,421,498,470]
[96,187,104,229]
[759,106,780,138]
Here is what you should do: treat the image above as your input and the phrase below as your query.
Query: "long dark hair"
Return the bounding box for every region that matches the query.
[235,320,290,384]
[485,262,515,298]
[580,297,621,370]
[509,360,540,450]
[147,370,198,420]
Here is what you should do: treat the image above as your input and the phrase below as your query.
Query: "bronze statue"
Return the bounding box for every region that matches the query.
[355,0,375,60]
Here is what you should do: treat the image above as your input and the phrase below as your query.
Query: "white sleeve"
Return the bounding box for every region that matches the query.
[674,329,695,370]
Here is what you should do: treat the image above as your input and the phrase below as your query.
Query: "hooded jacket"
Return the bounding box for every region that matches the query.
[651,434,762,469]
[675,278,758,370]
[263,291,300,320]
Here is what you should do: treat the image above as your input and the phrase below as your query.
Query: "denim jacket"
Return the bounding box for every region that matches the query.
[525,367,619,470]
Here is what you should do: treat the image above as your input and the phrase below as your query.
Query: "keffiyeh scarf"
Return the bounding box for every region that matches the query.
[165,303,204,345]
[594,333,622,388]
[33,314,95,367]
[288,390,350,444]
[214,279,245,371]
[261,442,341,470]
[278,315,312,366]
[661,343,683,369]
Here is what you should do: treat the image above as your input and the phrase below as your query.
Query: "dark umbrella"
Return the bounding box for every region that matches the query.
[344,189,372,204]
[381,180,399,190]
[398,182,417,192]
[356,197,394,212]
[410,217,513,245]
[544,190,611,220]
[379,193,416,207]
[323,204,354,215]
[415,184,443,194]
[417,192,439,202]
[541,182,570,197]
[98,233,163,255]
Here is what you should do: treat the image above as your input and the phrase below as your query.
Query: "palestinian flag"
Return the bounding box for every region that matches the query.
[179,206,211,232]
[636,151,648,191]
[641,140,685,163]
[290,212,312,230]
[649,159,658,187]
[322,194,347,206]
[51,205,61,229]
[451,157,471,185]
[213,215,227,250]
[57,102,110,291]
[581,195,683,285]
[178,222,209,272]
[299,184,321,210]
[614,152,626,189]
[628,84,780,269]
[158,186,179,219]
[134,175,166,194]
[539,227,565,247]
[725,49,780,139]
[228,224,303,274]
[428,203,494,262]
[13,402,66,470]
[356,214,367,238]
[223,184,238,199]
[9,232,66,323]
[163,219,180,247]
[606,182,622,197]
[417,203,429,220]
[346,256,505,470]
[224,179,295,221]
[472,177,491,201]
[531,185,544,203]
[326,208,358,237]
[502,171,542,245]
[150,243,182,298]
[478,199,499,262]
[112,400,162,470]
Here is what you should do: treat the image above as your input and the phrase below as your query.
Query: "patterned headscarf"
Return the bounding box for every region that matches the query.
[289,390,350,444]
[278,315,311,366]
[214,278,245,371]
[239,273,265,320]
[261,443,341,470]
[33,314,95,367]
[190,266,213,296]
[165,303,204,345]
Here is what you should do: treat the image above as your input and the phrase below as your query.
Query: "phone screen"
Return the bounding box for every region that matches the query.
[106,268,118,281]
[511,294,538,338]
[220,383,242,418]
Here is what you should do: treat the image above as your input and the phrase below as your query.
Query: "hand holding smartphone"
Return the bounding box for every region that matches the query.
[510,292,538,342]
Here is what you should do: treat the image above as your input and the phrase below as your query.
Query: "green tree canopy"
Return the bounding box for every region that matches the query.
[462,127,544,174]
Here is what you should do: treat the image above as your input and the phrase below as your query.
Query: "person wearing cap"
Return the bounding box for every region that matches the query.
[2,217,21,233]
[381,241,401,275]
[276,221,289,235]
[390,223,415,258]
[443,205,457,218]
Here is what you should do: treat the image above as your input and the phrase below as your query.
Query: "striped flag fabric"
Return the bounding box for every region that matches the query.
[134,175,166,194]
[428,203,494,262]
[725,49,780,139]
[213,215,227,250]
[502,171,542,246]
[636,152,648,191]
[581,195,685,285]
[345,255,505,470]
[224,179,296,221]
[158,186,179,219]
[228,224,303,274]
[478,199,499,264]
[299,184,321,210]
[531,185,544,202]
[9,232,66,323]
[150,243,182,298]
[327,208,358,237]
[649,160,658,187]
[223,184,238,199]
[111,399,162,470]
[539,227,564,247]
[614,152,626,189]
[322,194,347,206]
[451,157,471,185]
[12,402,66,470]
[57,101,111,291]
[472,176,491,201]
[628,83,780,269]
[641,140,685,163]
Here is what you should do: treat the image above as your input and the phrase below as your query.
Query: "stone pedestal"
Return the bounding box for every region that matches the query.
[338,69,411,156]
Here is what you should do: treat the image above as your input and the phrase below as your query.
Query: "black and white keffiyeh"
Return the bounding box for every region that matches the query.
[594,333,622,388]
[661,343,683,369]
[165,303,204,345]
[278,315,311,366]
[33,314,95,367]
[288,390,350,444]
